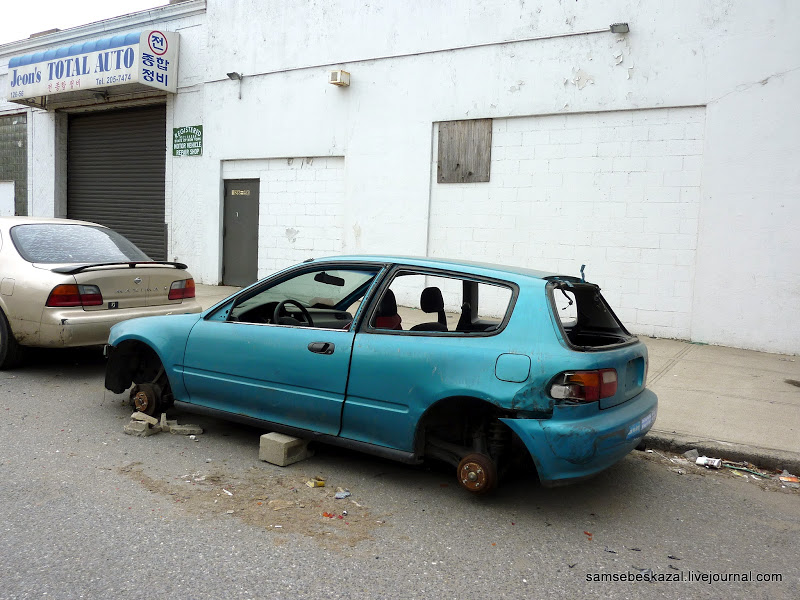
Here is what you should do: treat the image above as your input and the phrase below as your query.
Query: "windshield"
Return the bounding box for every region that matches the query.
[10,224,150,263]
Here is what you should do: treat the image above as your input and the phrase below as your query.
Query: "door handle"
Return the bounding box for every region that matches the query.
[308,342,335,355]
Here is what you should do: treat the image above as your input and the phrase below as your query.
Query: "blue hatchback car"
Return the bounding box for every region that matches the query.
[105,256,657,494]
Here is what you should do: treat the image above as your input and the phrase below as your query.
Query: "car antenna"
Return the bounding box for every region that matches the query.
[580,264,586,283]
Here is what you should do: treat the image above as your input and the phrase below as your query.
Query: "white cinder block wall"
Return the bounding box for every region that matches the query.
[430,107,705,340]
[221,157,346,277]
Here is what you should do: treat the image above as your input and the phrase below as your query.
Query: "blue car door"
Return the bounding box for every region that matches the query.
[182,318,354,435]
[180,264,382,435]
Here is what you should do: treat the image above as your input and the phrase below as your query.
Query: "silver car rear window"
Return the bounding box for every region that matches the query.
[10,224,150,263]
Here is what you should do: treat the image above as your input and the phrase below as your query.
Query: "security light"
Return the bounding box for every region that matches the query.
[226,72,243,99]
[609,23,630,34]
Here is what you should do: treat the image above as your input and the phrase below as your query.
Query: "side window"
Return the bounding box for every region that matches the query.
[227,267,378,329]
[370,270,513,335]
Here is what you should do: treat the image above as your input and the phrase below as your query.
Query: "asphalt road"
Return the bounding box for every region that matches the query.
[1,349,798,600]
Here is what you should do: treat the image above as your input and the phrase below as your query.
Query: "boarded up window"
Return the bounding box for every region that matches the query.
[437,119,492,183]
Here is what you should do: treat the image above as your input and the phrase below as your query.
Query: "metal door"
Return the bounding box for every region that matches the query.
[67,105,167,260]
[223,179,260,286]
[183,320,354,435]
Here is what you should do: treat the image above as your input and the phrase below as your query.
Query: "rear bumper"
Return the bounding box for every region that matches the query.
[501,389,658,487]
[32,300,202,347]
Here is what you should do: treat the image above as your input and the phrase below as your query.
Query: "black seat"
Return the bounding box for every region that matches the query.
[410,287,448,332]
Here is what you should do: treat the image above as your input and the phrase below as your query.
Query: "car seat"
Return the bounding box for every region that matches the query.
[409,287,448,332]
[373,289,403,330]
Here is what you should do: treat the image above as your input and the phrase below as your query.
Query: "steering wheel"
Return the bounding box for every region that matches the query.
[273,299,314,327]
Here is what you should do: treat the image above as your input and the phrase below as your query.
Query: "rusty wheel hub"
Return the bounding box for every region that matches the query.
[456,452,498,495]
[132,389,151,413]
[459,459,488,491]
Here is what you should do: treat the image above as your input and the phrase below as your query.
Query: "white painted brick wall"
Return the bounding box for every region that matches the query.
[429,106,705,339]
[223,156,345,278]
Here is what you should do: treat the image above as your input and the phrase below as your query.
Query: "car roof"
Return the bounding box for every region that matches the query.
[0,216,103,233]
[310,254,572,282]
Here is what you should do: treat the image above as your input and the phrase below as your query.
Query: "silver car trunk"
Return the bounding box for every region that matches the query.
[69,266,190,310]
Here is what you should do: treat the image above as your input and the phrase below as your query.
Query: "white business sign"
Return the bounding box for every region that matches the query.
[6,30,179,101]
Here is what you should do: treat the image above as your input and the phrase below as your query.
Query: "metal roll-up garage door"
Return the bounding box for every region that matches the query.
[67,105,167,260]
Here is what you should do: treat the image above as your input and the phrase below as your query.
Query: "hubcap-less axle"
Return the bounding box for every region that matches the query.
[459,461,486,490]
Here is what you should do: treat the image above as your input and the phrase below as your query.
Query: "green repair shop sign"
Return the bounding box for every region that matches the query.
[173,125,203,157]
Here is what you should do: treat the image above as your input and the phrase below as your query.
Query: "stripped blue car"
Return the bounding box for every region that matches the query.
[105,256,657,494]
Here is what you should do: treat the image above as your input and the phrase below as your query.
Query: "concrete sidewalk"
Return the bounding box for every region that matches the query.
[643,338,800,472]
[195,284,800,473]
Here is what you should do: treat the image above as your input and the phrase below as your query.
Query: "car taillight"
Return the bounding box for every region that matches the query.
[169,278,195,300]
[46,284,103,307]
[550,369,617,404]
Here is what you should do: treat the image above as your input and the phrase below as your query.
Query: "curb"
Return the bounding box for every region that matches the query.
[644,429,800,475]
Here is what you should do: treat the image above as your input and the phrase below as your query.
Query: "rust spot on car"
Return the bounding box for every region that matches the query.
[512,383,553,414]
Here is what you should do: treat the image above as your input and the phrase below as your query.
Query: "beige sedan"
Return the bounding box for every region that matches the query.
[0,217,201,368]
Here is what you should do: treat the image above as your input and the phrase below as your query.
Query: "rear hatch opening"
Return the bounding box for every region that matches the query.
[546,278,636,350]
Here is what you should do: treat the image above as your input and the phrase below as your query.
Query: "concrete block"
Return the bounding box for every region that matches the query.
[160,413,178,432]
[131,412,159,425]
[259,432,313,466]
[124,421,162,437]
[126,420,148,432]
[170,424,203,435]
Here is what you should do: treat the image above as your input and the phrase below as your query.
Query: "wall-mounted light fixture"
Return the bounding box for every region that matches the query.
[609,23,630,34]
[227,71,243,99]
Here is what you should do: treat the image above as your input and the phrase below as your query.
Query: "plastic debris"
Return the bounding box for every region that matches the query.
[306,476,325,488]
[683,448,700,460]
[222,488,233,496]
[696,456,722,469]
[779,475,799,483]
[724,464,770,478]
[334,488,351,500]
